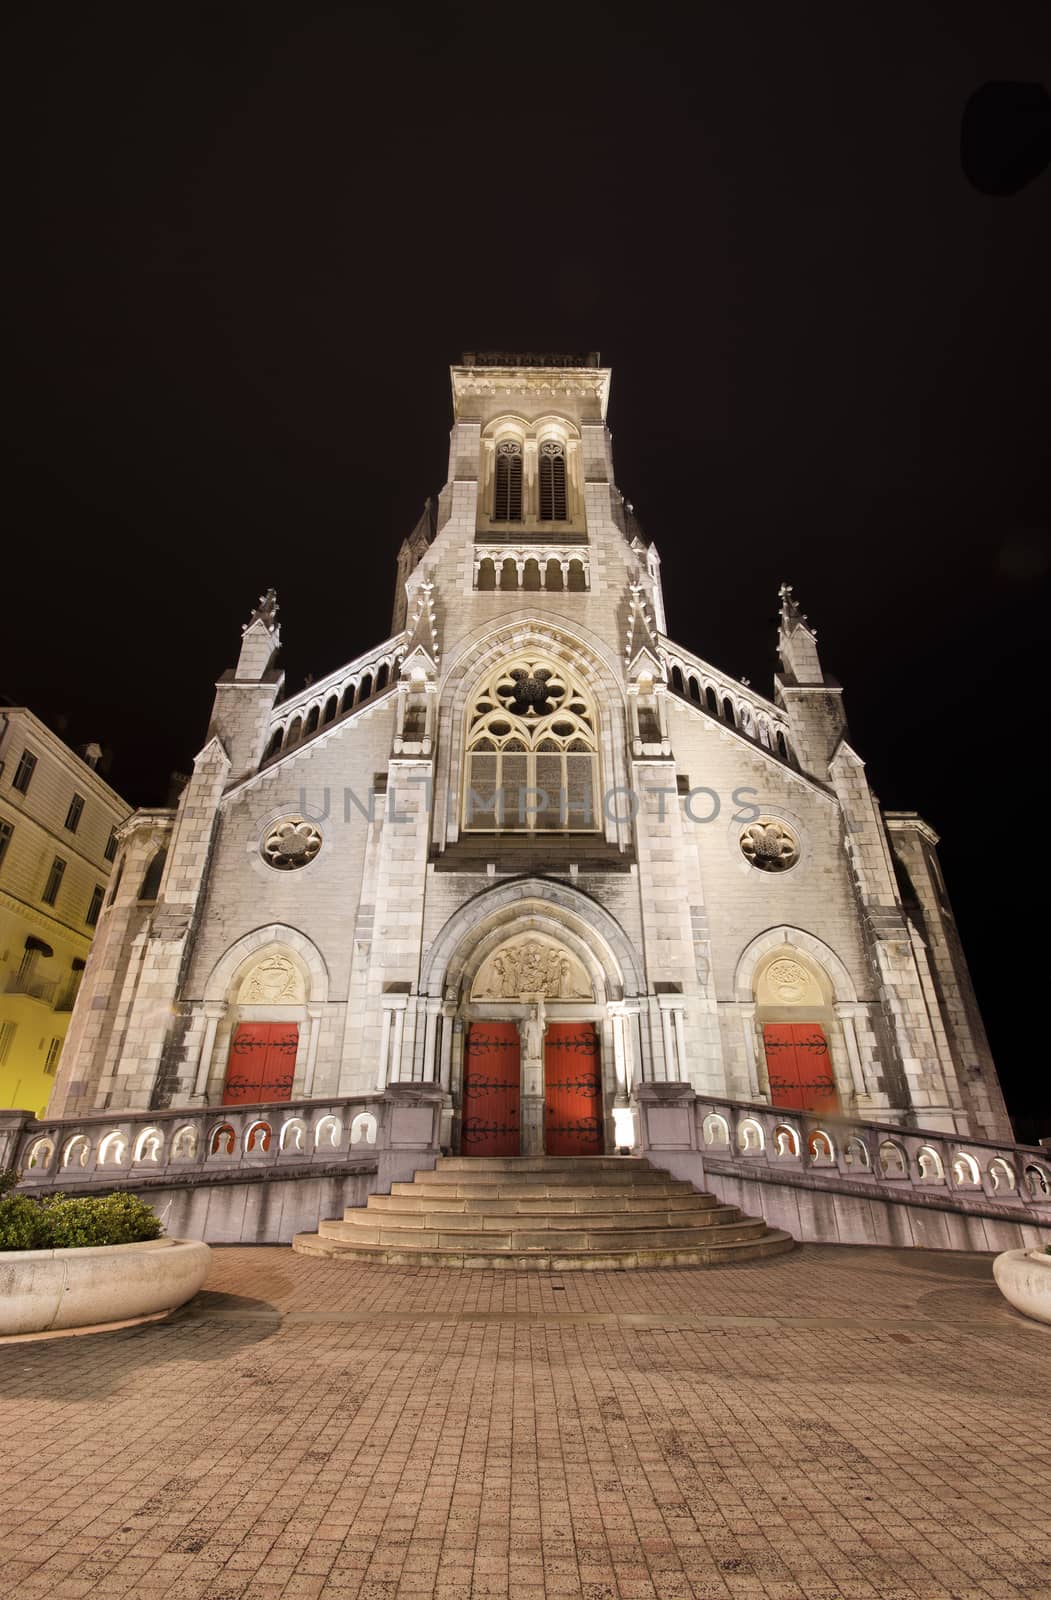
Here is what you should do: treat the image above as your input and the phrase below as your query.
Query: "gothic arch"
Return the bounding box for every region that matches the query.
[434,616,629,849]
[732,926,858,1005]
[202,924,330,1004]
[420,877,643,1001]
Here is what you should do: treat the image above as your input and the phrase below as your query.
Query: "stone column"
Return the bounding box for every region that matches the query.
[421,998,442,1084]
[608,1000,640,1150]
[439,1002,456,1092]
[519,995,546,1156]
[390,997,408,1084]
[657,994,687,1082]
[189,1003,226,1102]
[739,1004,762,1099]
[301,1004,324,1097]
[376,1006,393,1093]
[833,1004,868,1101]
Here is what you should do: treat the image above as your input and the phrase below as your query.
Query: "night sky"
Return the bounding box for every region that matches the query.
[4,5,1049,1136]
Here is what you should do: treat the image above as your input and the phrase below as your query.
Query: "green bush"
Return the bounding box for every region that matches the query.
[0,1193,52,1250]
[0,1167,20,1197]
[0,1190,163,1251]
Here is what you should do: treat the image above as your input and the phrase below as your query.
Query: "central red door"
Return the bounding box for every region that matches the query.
[222,1023,298,1104]
[544,1023,603,1155]
[762,1023,839,1114]
[462,1023,521,1155]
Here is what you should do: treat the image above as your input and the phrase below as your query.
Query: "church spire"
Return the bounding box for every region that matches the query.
[773,583,845,778]
[236,588,281,681]
[776,582,823,685]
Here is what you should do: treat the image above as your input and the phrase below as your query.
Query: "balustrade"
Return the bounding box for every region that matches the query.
[688,1094,1051,1220]
[12,1094,396,1190]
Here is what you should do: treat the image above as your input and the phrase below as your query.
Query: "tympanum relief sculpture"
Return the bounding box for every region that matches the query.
[471,939,593,1002]
[237,952,305,1004]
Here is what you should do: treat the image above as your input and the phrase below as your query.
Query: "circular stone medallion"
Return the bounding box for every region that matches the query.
[261,817,323,871]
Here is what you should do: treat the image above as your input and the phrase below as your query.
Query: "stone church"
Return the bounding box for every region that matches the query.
[50,354,1011,1156]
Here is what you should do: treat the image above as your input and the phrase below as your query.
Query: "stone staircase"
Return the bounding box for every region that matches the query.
[292,1155,794,1269]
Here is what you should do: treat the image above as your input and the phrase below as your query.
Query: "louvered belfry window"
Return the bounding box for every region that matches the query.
[538,440,567,520]
[493,440,523,521]
[463,657,599,832]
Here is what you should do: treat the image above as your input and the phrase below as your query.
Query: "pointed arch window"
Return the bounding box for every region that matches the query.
[139,847,167,901]
[493,441,523,521]
[538,441,567,520]
[463,658,599,832]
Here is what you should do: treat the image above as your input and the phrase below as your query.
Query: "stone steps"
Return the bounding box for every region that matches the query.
[387,1178,699,1200]
[293,1155,794,1271]
[368,1192,723,1216]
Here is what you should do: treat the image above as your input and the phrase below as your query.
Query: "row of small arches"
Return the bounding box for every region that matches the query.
[701,1113,1050,1197]
[22,1112,379,1172]
[263,658,400,764]
[668,664,791,760]
[476,557,587,592]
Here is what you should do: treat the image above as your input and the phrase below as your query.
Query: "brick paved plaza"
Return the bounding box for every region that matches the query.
[2,1245,1050,1600]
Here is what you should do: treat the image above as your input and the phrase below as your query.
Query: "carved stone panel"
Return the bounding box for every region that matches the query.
[237,952,305,1005]
[471,938,593,1002]
[762,959,812,1004]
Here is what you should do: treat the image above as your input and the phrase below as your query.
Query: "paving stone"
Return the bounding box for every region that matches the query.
[1,1244,1049,1599]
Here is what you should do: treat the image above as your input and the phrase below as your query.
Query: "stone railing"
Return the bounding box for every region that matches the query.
[1,1085,445,1197]
[637,1086,1051,1225]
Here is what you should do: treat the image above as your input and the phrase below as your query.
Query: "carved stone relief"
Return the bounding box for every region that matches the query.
[740,819,800,873]
[471,938,592,1001]
[238,952,305,1004]
[763,958,811,1004]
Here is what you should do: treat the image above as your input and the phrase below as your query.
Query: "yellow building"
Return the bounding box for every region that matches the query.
[0,706,130,1116]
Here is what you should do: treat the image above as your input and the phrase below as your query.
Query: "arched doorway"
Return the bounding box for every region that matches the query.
[753,948,842,1114]
[464,934,601,1156]
[195,927,329,1104]
[422,881,642,1157]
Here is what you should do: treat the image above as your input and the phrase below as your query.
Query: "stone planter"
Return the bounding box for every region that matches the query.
[0,1237,211,1337]
[992,1246,1051,1327]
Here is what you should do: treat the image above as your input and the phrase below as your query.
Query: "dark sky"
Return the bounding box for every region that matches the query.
[3,3,1050,1136]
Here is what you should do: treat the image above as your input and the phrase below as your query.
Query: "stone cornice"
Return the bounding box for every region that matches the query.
[0,885,93,948]
[884,811,940,848]
[451,366,611,421]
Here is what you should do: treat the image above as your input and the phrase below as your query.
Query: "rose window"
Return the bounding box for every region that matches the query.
[740,819,800,873]
[464,656,598,832]
[261,817,323,870]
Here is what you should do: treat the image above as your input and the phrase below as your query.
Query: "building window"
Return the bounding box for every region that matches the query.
[138,847,167,901]
[0,819,12,869]
[43,1037,62,1075]
[462,657,599,832]
[42,856,66,906]
[12,750,37,794]
[86,884,105,926]
[493,440,523,521]
[65,793,85,833]
[538,441,568,520]
[104,825,119,862]
[0,1021,15,1066]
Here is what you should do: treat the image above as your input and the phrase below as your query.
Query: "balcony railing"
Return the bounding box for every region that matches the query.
[5,973,57,1005]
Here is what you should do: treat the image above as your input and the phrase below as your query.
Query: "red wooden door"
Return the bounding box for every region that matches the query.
[762,1024,839,1114]
[462,1023,521,1156]
[544,1023,603,1155]
[222,1023,298,1104]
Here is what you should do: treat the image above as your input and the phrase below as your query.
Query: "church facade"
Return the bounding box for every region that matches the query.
[50,355,1011,1153]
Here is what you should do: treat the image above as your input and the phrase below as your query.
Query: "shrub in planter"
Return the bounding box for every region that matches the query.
[0,1193,52,1251]
[0,1189,163,1251]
